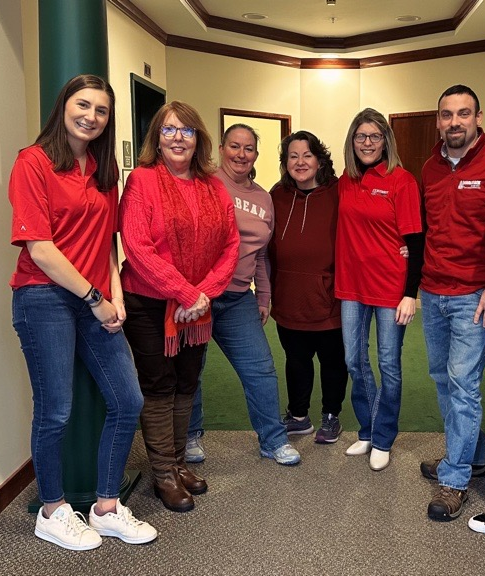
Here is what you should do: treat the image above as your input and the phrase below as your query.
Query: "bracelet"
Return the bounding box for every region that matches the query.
[82,285,93,300]
[89,295,104,308]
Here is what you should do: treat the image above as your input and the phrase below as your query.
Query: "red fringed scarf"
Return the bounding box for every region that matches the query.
[156,162,229,356]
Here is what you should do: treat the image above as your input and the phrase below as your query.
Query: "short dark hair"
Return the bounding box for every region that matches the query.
[279,131,335,188]
[438,84,481,114]
[221,123,260,180]
[35,74,118,191]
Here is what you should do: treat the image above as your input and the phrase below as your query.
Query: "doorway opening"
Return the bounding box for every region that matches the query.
[130,73,166,166]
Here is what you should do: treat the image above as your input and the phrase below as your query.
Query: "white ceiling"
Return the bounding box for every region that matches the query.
[127,0,485,59]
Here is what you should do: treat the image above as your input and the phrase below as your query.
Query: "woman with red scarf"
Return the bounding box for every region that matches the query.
[119,101,239,513]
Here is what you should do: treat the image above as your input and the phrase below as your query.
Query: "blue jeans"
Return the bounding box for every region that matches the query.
[12,285,143,503]
[421,289,485,490]
[341,300,405,451]
[188,290,288,452]
[189,347,207,435]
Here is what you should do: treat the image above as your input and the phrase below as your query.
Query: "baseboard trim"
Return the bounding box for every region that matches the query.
[0,459,34,513]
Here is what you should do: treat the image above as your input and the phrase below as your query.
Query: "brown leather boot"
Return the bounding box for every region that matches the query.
[153,464,194,513]
[141,395,195,511]
[176,458,208,495]
[173,392,208,495]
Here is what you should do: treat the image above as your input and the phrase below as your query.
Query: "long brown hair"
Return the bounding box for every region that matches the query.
[35,74,118,191]
[138,100,216,178]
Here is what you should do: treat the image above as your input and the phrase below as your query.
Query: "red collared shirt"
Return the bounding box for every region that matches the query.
[336,161,422,307]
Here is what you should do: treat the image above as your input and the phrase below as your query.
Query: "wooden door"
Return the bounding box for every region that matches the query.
[389,111,440,184]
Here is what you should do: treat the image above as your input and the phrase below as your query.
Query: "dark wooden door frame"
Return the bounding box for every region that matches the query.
[220,108,292,141]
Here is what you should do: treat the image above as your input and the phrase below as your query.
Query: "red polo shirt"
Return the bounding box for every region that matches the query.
[9,145,118,297]
[336,162,422,308]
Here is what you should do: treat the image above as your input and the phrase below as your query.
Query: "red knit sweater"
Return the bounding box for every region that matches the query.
[119,165,240,309]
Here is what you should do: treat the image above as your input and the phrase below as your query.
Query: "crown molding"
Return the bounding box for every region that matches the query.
[108,0,485,70]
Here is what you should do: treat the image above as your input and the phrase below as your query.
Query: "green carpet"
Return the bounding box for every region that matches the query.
[200,309,484,432]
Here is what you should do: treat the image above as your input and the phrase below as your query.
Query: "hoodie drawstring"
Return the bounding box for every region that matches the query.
[281,191,311,239]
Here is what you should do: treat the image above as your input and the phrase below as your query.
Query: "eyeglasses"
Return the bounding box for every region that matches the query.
[354,133,384,144]
[160,125,196,139]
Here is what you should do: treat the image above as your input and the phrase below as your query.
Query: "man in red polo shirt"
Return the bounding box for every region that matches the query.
[419,85,485,524]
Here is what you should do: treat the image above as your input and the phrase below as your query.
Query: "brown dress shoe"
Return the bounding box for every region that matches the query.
[178,464,208,495]
[154,465,194,513]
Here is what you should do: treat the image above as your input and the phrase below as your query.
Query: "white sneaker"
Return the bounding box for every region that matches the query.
[89,499,157,544]
[35,503,102,551]
[468,512,485,533]
[260,443,301,465]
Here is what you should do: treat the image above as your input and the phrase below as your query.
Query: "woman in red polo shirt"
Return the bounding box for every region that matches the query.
[10,74,156,550]
[336,108,423,471]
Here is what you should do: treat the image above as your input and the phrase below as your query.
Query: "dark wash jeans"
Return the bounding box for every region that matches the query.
[12,284,143,503]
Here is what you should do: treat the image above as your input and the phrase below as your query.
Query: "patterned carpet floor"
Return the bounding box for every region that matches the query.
[1,430,484,576]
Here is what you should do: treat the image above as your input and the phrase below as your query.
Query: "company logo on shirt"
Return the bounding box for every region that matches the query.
[371,188,389,196]
[20,225,26,231]
[458,180,481,189]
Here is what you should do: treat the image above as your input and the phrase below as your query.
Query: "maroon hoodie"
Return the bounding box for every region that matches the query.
[269,177,341,331]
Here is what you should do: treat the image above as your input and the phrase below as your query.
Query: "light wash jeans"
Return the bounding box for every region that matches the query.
[341,300,405,451]
[188,290,288,452]
[421,288,485,490]
[12,285,143,503]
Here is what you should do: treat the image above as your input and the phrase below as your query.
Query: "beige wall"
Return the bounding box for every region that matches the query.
[2,0,485,489]
[300,68,361,176]
[166,47,301,171]
[0,0,35,487]
[360,54,485,116]
[106,3,167,172]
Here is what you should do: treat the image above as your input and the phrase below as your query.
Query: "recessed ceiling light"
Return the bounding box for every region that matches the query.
[242,13,268,20]
[396,15,421,22]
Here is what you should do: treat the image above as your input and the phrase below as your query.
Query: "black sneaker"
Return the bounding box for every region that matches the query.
[283,411,314,435]
[315,413,342,444]
[428,486,468,522]
[421,458,485,480]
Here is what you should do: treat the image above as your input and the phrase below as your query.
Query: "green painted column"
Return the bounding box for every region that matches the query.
[39,0,108,124]
[31,0,139,513]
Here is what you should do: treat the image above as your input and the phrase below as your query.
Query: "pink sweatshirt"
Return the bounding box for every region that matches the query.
[215,168,274,308]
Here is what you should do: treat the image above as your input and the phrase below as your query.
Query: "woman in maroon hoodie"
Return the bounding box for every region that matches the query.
[269,131,348,445]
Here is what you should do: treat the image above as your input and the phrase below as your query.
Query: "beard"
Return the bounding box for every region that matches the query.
[445,130,466,149]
